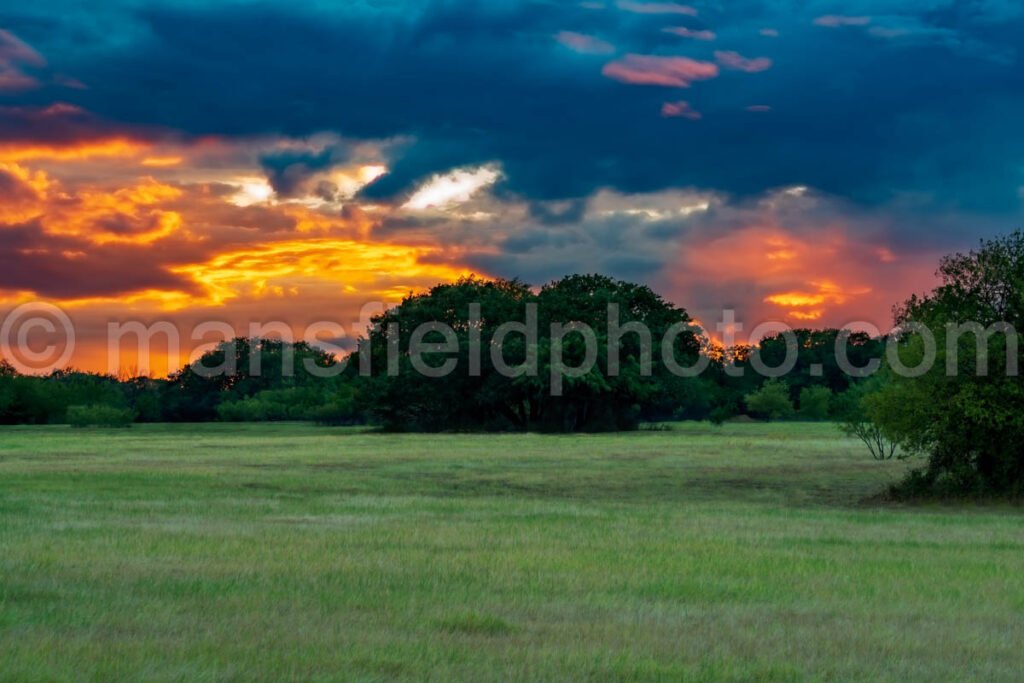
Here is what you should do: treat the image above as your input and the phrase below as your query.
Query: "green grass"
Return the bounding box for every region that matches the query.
[1,422,1022,682]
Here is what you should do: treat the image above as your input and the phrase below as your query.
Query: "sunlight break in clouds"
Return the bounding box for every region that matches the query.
[403,165,501,210]
[0,0,1015,374]
[230,178,275,206]
[764,281,872,321]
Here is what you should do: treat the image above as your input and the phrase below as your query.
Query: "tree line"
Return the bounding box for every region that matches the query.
[2,231,1022,495]
[0,280,885,431]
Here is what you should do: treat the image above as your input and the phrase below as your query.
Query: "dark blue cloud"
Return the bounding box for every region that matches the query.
[4,0,1024,221]
[260,143,350,197]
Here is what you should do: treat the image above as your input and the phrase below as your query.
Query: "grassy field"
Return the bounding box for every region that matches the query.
[1,423,1022,681]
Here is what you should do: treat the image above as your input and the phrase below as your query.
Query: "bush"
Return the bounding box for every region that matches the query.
[744,380,795,421]
[217,385,362,424]
[216,398,271,422]
[708,405,734,425]
[798,386,832,421]
[66,404,134,428]
[836,378,899,461]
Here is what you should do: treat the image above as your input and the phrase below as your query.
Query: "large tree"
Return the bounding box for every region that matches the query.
[359,275,701,432]
[870,231,1024,495]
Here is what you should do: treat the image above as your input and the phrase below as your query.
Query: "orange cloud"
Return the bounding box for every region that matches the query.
[43,239,476,375]
[15,175,184,245]
[671,223,937,334]
[0,147,480,373]
[789,310,825,321]
[141,156,184,167]
[173,239,473,307]
[764,280,871,317]
[0,138,149,163]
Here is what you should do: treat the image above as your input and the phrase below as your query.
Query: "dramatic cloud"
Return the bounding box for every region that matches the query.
[0,103,155,160]
[403,165,501,211]
[0,0,1021,371]
[16,2,1020,206]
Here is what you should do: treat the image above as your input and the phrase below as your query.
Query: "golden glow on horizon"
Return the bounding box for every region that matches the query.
[788,309,825,321]
[679,226,883,325]
[0,113,927,374]
[0,138,149,162]
[763,280,871,320]
[141,156,184,167]
[764,292,827,307]
[172,239,475,307]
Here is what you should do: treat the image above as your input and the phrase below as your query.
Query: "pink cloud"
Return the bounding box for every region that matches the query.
[602,54,719,87]
[661,100,701,119]
[0,70,38,92]
[54,74,88,90]
[616,1,697,15]
[746,105,772,112]
[714,50,772,73]
[760,28,780,37]
[0,29,45,93]
[662,27,716,41]
[0,30,45,67]
[554,31,615,55]
[814,15,871,27]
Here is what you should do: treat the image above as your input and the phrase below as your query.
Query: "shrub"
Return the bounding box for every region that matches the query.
[798,386,832,421]
[708,405,734,425]
[216,398,270,422]
[308,399,361,426]
[835,379,898,460]
[66,404,134,428]
[744,380,795,421]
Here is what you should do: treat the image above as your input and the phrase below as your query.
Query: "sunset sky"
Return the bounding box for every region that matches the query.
[2,1,1023,374]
